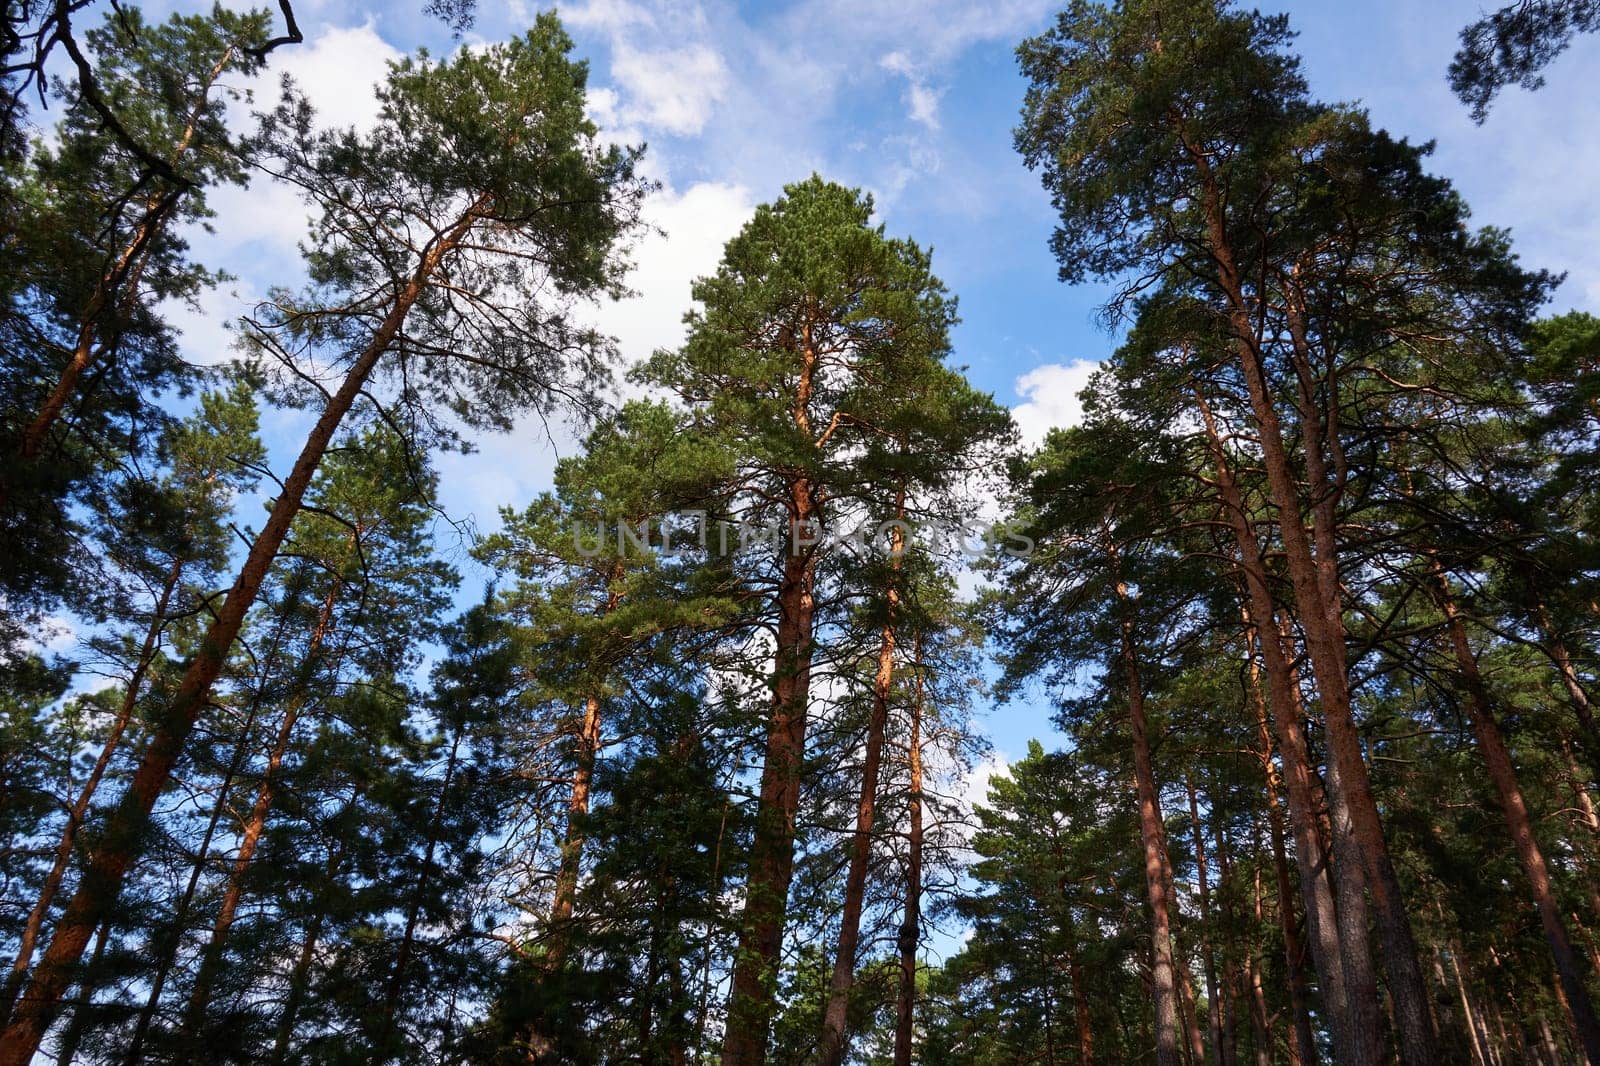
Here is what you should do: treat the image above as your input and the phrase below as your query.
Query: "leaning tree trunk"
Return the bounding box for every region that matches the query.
[15,44,235,465]
[48,918,112,1066]
[1236,298,1435,1065]
[179,579,342,1042]
[1426,561,1600,1064]
[1185,774,1226,1066]
[0,555,183,1024]
[0,200,486,1066]
[124,564,313,1065]
[378,732,464,1045]
[1533,601,1600,769]
[123,694,265,1066]
[271,833,352,1064]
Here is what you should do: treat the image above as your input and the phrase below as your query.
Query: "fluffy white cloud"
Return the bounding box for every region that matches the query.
[22,614,77,656]
[268,22,403,133]
[953,750,1011,844]
[429,180,755,530]
[565,0,730,138]
[600,180,756,369]
[177,23,405,285]
[612,42,730,136]
[162,281,263,368]
[1011,359,1101,446]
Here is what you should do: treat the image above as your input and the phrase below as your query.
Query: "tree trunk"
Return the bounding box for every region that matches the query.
[1212,803,1242,1066]
[1068,942,1094,1066]
[817,494,906,1066]
[0,200,484,1066]
[1236,324,1434,1066]
[718,537,815,1066]
[1243,624,1316,1066]
[271,837,349,1065]
[0,555,183,1023]
[1186,774,1226,1066]
[379,732,464,1043]
[1113,567,1185,1066]
[1195,388,1371,1064]
[179,578,342,1041]
[695,800,732,1058]
[1244,948,1272,1066]
[1445,945,1489,1066]
[1189,146,1436,1063]
[1534,601,1600,765]
[1179,958,1207,1066]
[893,636,925,1066]
[547,692,605,950]
[720,324,826,1066]
[49,917,111,1066]
[14,45,234,465]
[123,695,263,1066]
[547,573,625,964]
[1428,562,1600,1063]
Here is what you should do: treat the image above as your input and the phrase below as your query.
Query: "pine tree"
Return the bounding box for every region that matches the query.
[0,19,646,1061]
[639,175,981,1065]
[0,6,270,655]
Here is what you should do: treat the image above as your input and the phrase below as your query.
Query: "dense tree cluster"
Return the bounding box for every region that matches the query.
[1,1,1597,1064]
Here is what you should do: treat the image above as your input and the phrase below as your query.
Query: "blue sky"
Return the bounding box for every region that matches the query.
[132,0,1600,782]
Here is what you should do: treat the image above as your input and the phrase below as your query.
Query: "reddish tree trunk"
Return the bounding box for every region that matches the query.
[1535,602,1600,768]
[0,556,182,1023]
[893,638,926,1066]
[546,570,623,963]
[179,575,343,1038]
[1242,625,1316,1066]
[1068,944,1094,1066]
[1428,564,1600,1063]
[14,46,234,465]
[0,203,484,1066]
[1184,141,1435,1061]
[1186,774,1226,1066]
[1195,389,1373,1064]
[123,692,265,1066]
[1232,313,1434,1065]
[721,326,825,1066]
[271,836,349,1064]
[817,496,906,1066]
[1113,570,1185,1066]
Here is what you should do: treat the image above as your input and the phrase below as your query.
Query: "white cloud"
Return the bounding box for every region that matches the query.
[428,180,755,529]
[1011,359,1101,446]
[22,615,78,656]
[905,83,942,130]
[953,750,1011,842]
[611,41,729,136]
[269,22,403,133]
[881,51,943,130]
[566,0,730,138]
[163,281,264,368]
[177,23,405,282]
[563,0,657,33]
[599,180,756,369]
